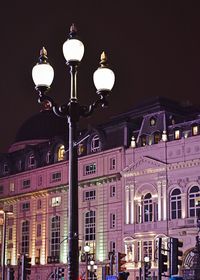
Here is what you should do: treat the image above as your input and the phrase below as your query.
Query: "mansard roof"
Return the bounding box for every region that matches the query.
[15,110,68,143]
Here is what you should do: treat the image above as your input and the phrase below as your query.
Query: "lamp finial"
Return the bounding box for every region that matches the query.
[100,51,108,67]
[69,23,77,38]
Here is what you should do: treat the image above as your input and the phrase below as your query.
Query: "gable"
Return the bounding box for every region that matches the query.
[122,156,166,177]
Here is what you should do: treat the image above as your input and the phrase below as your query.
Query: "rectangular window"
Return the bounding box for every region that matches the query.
[84,163,96,175]
[51,216,60,257]
[22,179,31,189]
[110,185,116,197]
[52,197,61,207]
[109,157,116,170]
[143,241,152,259]
[9,183,15,192]
[21,202,30,212]
[51,172,61,182]
[84,190,96,201]
[110,213,116,229]
[21,221,29,254]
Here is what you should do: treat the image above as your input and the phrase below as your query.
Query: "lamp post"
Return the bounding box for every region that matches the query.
[0,210,13,280]
[84,244,91,280]
[32,24,115,280]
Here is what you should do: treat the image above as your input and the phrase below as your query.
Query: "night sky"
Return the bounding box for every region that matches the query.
[0,1,200,152]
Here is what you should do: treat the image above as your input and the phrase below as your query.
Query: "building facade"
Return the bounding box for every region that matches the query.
[0,97,200,279]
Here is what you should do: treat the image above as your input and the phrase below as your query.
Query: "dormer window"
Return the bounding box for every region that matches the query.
[57,145,65,161]
[91,135,100,153]
[192,125,199,136]
[174,129,181,140]
[28,154,36,169]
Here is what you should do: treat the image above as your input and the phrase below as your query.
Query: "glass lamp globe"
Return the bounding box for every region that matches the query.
[63,38,84,62]
[93,52,115,92]
[32,48,54,88]
[84,244,90,253]
[32,63,54,87]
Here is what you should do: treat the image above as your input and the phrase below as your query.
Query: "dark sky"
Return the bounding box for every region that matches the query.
[0,1,200,152]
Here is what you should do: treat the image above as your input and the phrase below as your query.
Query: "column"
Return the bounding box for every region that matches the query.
[162,180,167,221]
[130,185,135,224]
[157,181,162,221]
[125,186,130,224]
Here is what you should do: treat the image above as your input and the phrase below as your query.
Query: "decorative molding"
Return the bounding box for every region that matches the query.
[123,157,200,178]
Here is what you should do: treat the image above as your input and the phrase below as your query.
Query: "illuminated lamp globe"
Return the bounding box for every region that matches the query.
[84,244,90,253]
[63,38,84,62]
[93,52,115,92]
[32,48,54,87]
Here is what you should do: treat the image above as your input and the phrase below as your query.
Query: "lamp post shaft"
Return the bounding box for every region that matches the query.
[68,65,79,280]
[85,252,89,280]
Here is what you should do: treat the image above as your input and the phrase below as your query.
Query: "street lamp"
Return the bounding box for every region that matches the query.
[0,210,13,280]
[84,244,91,280]
[32,24,115,280]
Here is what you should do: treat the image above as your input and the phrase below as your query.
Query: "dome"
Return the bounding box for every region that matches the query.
[15,110,68,143]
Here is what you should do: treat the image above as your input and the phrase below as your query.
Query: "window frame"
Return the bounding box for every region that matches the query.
[170,188,182,220]
[84,190,96,201]
[189,185,200,217]
[21,220,30,255]
[57,145,65,162]
[143,193,153,222]
[85,210,96,241]
[84,163,96,175]
[91,135,101,153]
[51,172,61,182]
[50,215,60,257]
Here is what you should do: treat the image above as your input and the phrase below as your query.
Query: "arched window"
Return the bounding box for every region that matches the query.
[21,220,30,255]
[141,135,147,146]
[85,210,96,241]
[154,132,161,144]
[170,188,182,219]
[51,216,60,257]
[143,193,153,222]
[174,128,181,140]
[57,145,65,161]
[189,186,200,217]
[91,135,100,153]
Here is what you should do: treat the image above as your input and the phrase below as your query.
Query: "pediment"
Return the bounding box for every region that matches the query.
[122,156,166,177]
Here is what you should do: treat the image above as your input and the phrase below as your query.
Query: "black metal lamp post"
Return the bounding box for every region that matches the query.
[32,24,115,280]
